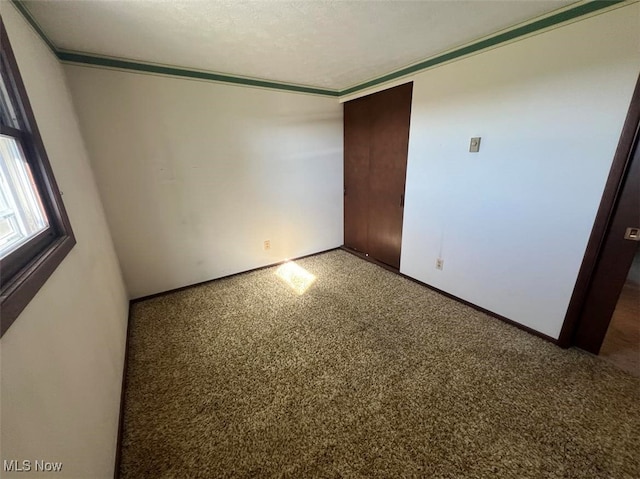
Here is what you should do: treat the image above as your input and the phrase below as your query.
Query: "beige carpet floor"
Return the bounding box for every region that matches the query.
[120,250,640,478]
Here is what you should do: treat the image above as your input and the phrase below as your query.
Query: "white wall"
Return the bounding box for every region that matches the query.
[400,4,640,339]
[65,68,343,299]
[0,4,129,479]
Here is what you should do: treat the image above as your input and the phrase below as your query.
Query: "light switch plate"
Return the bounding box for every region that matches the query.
[469,137,481,152]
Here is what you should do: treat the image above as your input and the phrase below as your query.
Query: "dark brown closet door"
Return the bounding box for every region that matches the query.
[367,83,412,269]
[343,82,413,269]
[344,96,370,254]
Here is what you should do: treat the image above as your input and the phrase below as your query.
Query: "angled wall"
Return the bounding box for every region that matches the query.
[0,3,129,478]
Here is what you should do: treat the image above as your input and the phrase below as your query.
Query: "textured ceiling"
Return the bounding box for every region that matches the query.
[22,0,577,90]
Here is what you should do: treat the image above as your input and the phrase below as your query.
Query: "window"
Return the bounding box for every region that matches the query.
[0,135,49,257]
[0,17,75,336]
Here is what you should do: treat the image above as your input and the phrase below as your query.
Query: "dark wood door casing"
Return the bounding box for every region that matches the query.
[343,83,413,269]
[559,74,640,351]
[574,134,640,353]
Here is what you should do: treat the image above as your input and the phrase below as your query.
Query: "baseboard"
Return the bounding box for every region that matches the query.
[340,246,558,345]
[130,247,341,305]
[113,305,133,479]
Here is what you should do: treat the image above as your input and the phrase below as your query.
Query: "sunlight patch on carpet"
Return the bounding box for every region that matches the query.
[275,261,316,295]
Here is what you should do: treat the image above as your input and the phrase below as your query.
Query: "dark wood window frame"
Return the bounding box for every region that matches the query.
[0,17,75,336]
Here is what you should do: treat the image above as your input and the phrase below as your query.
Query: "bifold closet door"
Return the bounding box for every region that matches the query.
[344,82,413,269]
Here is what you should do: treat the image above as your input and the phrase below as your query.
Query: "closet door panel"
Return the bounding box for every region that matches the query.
[343,96,370,253]
[367,83,413,269]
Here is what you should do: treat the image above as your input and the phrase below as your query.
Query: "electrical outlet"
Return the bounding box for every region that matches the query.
[264,240,271,250]
[436,258,444,270]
